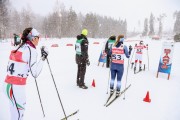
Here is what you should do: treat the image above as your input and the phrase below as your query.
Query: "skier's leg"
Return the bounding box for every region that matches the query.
[77,64,80,86]
[79,63,87,89]
[106,55,110,68]
[116,66,124,92]
[5,83,26,120]
[134,54,138,68]
[139,54,143,71]
[110,68,117,91]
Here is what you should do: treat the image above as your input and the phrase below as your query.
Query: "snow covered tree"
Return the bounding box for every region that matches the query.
[82,13,99,38]
[157,14,166,37]
[67,7,79,37]
[174,11,180,34]
[142,18,148,36]
[148,13,155,36]
[0,0,10,39]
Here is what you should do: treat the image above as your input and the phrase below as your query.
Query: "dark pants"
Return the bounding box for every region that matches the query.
[77,63,86,86]
[106,55,111,68]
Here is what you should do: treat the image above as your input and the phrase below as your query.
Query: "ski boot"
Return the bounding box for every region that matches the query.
[79,84,88,89]
[116,91,120,97]
[110,89,114,95]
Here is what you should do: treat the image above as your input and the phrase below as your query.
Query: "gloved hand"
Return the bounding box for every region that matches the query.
[41,46,49,61]
[86,59,90,66]
[129,45,133,55]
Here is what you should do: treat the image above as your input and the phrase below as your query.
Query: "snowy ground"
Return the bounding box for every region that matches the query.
[0,37,180,120]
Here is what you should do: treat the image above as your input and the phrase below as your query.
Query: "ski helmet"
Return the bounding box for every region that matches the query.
[82,29,88,36]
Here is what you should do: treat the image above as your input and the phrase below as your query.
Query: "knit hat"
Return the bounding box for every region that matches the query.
[81,29,88,36]
[27,28,40,41]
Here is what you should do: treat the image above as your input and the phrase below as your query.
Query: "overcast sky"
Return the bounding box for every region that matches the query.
[10,0,180,32]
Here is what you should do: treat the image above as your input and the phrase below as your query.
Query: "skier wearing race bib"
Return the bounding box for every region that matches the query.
[75,29,90,89]
[4,27,48,120]
[109,35,132,96]
[105,35,116,68]
[134,40,148,71]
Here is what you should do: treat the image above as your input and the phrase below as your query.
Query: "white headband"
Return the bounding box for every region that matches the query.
[27,28,40,40]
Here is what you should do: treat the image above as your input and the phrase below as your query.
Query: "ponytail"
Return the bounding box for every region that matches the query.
[13,27,33,53]
[114,34,124,46]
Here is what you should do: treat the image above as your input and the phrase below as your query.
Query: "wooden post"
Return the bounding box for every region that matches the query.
[156,72,159,78]
[167,74,170,80]
[102,63,104,67]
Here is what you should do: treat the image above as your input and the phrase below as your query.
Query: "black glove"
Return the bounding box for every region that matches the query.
[146,44,148,50]
[129,45,133,55]
[41,46,49,61]
[86,59,90,66]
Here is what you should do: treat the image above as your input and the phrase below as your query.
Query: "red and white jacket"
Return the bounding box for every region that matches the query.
[134,44,147,54]
[5,43,44,85]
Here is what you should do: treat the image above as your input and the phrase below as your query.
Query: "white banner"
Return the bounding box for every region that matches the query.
[157,42,174,74]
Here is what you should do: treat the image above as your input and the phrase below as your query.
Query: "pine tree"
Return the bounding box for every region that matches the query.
[174,11,180,34]
[142,18,148,36]
[148,13,155,36]
[0,0,9,39]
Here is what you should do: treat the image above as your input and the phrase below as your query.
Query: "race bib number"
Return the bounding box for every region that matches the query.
[137,49,142,53]
[75,43,81,55]
[7,61,29,78]
[112,54,124,64]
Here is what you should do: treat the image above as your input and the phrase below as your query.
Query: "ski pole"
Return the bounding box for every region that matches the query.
[130,49,135,64]
[106,68,111,94]
[28,46,45,117]
[123,58,130,100]
[147,46,149,70]
[34,78,46,117]
[46,58,67,120]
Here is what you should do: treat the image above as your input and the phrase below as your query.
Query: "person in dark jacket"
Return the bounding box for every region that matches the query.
[13,33,21,46]
[105,35,116,68]
[75,29,90,89]
[109,35,132,96]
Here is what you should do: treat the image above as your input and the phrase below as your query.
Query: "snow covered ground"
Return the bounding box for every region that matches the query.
[0,37,180,120]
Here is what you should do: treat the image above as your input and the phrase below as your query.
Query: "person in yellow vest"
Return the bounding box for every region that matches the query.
[75,29,90,89]
[4,27,48,120]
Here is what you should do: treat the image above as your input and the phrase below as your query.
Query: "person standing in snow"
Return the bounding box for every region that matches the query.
[109,35,132,96]
[104,35,116,68]
[4,27,48,120]
[134,40,148,71]
[13,33,21,46]
[75,29,90,89]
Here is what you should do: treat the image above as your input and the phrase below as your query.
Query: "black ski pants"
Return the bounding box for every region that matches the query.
[77,63,86,86]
